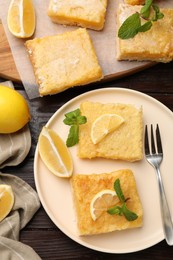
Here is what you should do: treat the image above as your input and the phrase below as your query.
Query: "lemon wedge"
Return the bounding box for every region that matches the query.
[90,189,118,221]
[7,0,36,38]
[38,127,73,178]
[0,185,14,222]
[91,114,125,144]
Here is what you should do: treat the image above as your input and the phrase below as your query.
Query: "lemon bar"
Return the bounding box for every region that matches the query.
[47,0,108,30]
[117,4,173,63]
[78,101,143,162]
[25,28,103,96]
[71,169,143,235]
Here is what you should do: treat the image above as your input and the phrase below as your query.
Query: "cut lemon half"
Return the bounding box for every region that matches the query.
[90,189,118,221]
[91,114,125,144]
[7,0,36,38]
[0,185,14,222]
[38,127,73,178]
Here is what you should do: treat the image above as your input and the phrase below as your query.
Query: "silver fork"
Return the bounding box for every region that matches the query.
[145,124,173,246]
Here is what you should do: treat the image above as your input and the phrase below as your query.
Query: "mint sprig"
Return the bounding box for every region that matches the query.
[63,108,87,147]
[107,179,138,221]
[118,0,164,39]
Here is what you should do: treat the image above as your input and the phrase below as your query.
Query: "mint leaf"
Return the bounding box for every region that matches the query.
[76,115,87,125]
[65,108,80,119]
[64,108,87,126]
[118,13,141,39]
[156,12,164,20]
[108,202,138,221]
[152,4,164,21]
[140,0,152,18]
[66,125,79,147]
[63,108,81,125]
[114,179,125,203]
[122,203,138,221]
[138,21,152,32]
[63,117,77,126]
[63,108,87,147]
[107,205,123,215]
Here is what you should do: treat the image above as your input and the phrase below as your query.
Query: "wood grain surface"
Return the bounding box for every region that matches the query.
[0,21,20,82]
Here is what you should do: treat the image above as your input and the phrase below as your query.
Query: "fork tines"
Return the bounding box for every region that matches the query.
[145,124,163,155]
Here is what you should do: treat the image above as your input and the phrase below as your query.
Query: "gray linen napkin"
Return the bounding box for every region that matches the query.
[0,125,31,169]
[0,81,41,259]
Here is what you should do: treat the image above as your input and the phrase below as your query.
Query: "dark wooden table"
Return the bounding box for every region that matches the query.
[1,62,173,259]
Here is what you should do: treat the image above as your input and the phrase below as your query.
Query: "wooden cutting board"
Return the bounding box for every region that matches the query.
[0,21,20,82]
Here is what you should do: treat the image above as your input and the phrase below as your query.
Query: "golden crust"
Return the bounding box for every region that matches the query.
[117,4,173,63]
[25,28,103,96]
[78,101,143,162]
[124,0,144,5]
[47,0,108,30]
[71,169,143,235]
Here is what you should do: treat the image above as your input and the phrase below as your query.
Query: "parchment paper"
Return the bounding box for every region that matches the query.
[0,0,172,99]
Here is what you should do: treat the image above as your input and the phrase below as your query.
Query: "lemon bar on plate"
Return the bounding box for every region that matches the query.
[25,28,103,96]
[47,0,108,30]
[117,4,173,63]
[71,169,143,235]
[78,101,143,162]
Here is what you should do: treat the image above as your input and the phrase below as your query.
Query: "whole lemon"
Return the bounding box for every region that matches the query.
[0,85,31,134]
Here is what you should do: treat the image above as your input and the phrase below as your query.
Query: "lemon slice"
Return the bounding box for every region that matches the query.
[91,114,125,144]
[38,127,73,178]
[7,0,36,38]
[90,189,118,221]
[0,85,30,134]
[0,185,14,222]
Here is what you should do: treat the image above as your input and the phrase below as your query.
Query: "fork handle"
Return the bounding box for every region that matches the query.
[156,167,173,246]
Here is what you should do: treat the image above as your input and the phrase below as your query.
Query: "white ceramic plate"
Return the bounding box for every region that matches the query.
[34,88,173,253]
